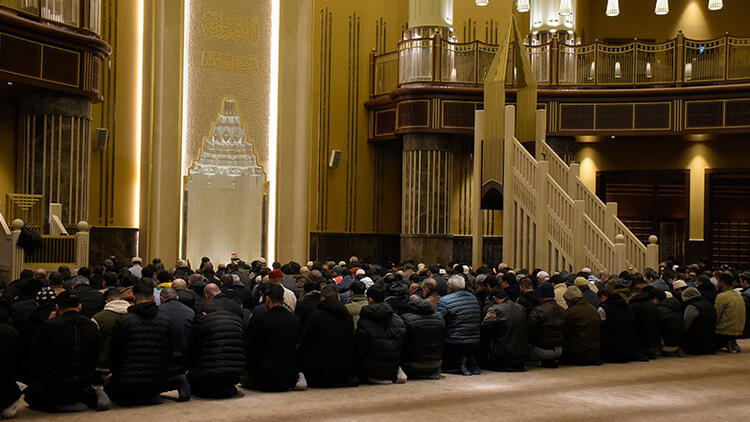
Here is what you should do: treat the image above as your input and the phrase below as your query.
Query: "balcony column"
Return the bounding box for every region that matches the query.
[17,94,92,227]
[401,134,454,263]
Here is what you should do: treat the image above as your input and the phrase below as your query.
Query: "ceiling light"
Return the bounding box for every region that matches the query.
[559,0,573,16]
[475,0,489,6]
[517,0,530,12]
[708,0,723,11]
[606,0,620,16]
[655,0,669,15]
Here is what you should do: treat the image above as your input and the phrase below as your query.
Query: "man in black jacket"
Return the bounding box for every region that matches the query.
[105,280,190,406]
[72,270,105,318]
[597,284,636,363]
[188,302,245,398]
[298,286,358,387]
[527,282,565,368]
[355,284,407,384]
[401,298,445,379]
[295,280,322,326]
[244,284,302,392]
[481,286,529,372]
[654,289,685,356]
[0,301,22,418]
[159,287,195,366]
[681,287,717,355]
[172,278,198,311]
[204,283,243,319]
[629,286,662,360]
[24,291,107,412]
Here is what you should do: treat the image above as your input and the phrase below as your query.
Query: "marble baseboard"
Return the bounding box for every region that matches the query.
[309,232,503,266]
[89,227,139,267]
[451,235,503,266]
[309,232,401,265]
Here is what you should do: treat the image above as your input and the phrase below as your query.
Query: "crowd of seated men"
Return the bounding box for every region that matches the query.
[0,255,747,417]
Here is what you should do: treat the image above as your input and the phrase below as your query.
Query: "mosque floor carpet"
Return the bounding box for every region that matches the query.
[16,339,750,422]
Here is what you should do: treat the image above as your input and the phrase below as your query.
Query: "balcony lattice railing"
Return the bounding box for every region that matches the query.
[370,32,750,96]
[0,0,100,34]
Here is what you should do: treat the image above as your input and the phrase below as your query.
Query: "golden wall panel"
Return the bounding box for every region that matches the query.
[89,0,140,227]
[310,0,408,235]
[309,1,517,238]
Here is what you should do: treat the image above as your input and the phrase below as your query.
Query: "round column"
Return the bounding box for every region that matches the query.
[401,134,454,263]
[18,94,92,227]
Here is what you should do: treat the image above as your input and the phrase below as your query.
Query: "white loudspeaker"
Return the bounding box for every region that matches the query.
[328,149,341,168]
[96,128,109,150]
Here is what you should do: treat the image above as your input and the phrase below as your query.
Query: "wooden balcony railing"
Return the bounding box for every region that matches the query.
[0,0,100,35]
[370,32,750,96]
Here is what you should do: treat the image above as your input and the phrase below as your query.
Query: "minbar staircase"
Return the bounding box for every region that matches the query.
[502,106,659,274]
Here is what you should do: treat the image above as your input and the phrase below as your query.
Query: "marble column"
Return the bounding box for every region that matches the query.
[18,94,92,227]
[401,134,454,263]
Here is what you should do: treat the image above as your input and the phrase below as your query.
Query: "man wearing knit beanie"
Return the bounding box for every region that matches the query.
[527,282,565,368]
[561,286,601,366]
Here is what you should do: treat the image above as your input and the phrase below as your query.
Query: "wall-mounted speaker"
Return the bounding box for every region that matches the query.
[328,149,341,168]
[96,128,109,150]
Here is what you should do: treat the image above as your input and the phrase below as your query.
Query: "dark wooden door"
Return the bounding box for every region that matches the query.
[597,170,689,263]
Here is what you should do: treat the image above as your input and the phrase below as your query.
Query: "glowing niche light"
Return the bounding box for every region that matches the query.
[655,0,669,15]
[517,0,530,13]
[606,0,620,16]
[708,0,723,11]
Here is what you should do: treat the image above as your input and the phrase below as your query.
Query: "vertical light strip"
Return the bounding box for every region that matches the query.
[179,0,191,258]
[134,0,144,228]
[267,0,280,263]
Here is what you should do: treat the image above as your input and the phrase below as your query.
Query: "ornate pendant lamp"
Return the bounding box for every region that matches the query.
[517,0,530,13]
[655,0,669,15]
[559,0,573,16]
[708,0,723,11]
[606,0,620,16]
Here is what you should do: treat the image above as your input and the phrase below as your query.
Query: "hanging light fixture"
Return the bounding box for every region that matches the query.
[559,0,573,16]
[475,0,489,6]
[655,0,669,15]
[606,0,620,16]
[517,0,530,13]
[708,0,723,11]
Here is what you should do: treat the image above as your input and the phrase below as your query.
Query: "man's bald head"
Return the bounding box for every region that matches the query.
[160,287,178,303]
[204,283,221,300]
[172,278,187,290]
[188,273,205,285]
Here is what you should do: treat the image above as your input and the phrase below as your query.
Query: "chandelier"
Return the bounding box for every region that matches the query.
[655,0,669,15]
[559,0,573,16]
[606,0,620,16]
[517,0,530,13]
[708,0,723,11]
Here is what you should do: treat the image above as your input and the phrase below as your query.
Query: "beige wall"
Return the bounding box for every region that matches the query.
[89,0,141,228]
[0,99,16,205]
[276,0,312,262]
[582,0,750,42]
[576,135,750,241]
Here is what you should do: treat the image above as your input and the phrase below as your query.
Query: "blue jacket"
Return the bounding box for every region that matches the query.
[436,290,481,345]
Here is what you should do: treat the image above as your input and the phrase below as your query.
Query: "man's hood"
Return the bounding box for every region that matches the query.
[360,302,394,321]
[128,301,160,319]
[104,299,131,315]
